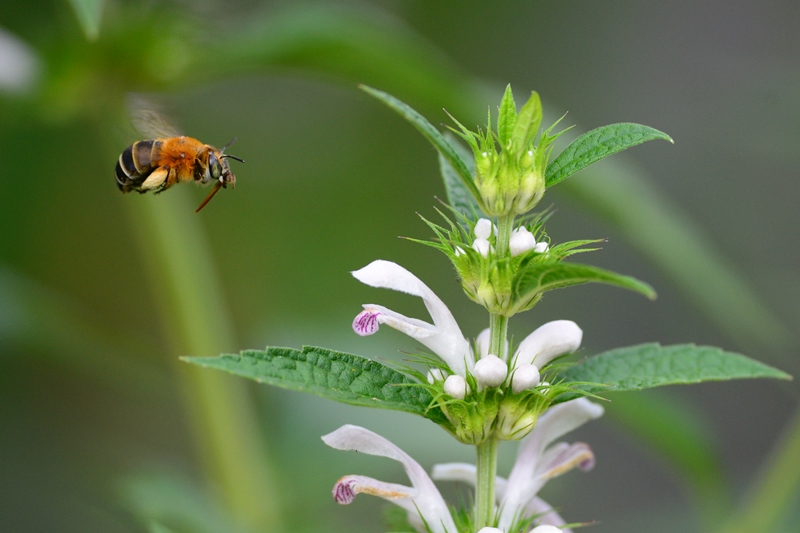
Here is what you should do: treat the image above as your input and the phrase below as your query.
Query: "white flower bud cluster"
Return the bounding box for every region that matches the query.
[509,226,549,257]
[472,218,495,257]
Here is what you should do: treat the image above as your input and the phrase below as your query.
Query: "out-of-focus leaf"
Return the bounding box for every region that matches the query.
[119,469,246,533]
[605,392,730,524]
[562,164,794,353]
[559,343,791,394]
[209,4,478,116]
[182,346,447,425]
[0,265,166,394]
[546,123,673,187]
[720,408,800,533]
[67,0,104,41]
[513,261,657,302]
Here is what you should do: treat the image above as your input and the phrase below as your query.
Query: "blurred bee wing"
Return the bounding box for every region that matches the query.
[127,93,183,139]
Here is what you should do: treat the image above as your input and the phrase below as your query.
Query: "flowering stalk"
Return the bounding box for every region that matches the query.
[475,435,499,529]
[184,83,791,533]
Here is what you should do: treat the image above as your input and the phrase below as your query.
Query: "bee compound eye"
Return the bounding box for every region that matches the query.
[209,153,222,180]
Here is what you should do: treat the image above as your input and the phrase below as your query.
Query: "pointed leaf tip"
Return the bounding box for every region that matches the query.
[546,123,673,187]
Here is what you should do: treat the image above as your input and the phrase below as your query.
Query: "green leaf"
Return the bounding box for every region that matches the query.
[182,346,446,423]
[559,343,792,394]
[439,133,480,221]
[497,84,517,147]
[513,261,657,302]
[511,91,542,155]
[546,123,673,187]
[68,0,104,41]
[360,85,480,201]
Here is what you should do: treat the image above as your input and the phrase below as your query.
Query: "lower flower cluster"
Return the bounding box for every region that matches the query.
[324,398,602,533]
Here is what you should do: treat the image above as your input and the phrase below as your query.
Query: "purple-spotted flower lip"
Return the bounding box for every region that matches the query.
[431,398,604,532]
[323,424,458,533]
[351,260,474,377]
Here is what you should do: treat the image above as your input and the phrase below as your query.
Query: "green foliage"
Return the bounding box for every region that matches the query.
[438,135,480,222]
[558,343,791,396]
[68,0,105,41]
[182,346,447,424]
[546,123,673,188]
[513,260,657,304]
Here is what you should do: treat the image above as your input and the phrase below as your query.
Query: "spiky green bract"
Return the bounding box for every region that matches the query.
[554,343,792,402]
[406,352,602,444]
[409,207,648,316]
[181,346,448,426]
[546,123,673,188]
[449,85,568,217]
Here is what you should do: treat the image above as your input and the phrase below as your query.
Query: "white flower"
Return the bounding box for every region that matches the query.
[510,227,537,257]
[511,320,582,370]
[533,241,549,253]
[323,424,457,533]
[531,526,563,533]
[432,398,604,532]
[511,363,540,393]
[444,374,470,399]
[352,260,473,376]
[474,354,508,389]
[472,238,492,257]
[476,321,581,371]
[474,218,494,240]
[0,28,39,94]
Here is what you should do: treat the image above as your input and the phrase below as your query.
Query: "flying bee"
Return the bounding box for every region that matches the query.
[115,95,244,212]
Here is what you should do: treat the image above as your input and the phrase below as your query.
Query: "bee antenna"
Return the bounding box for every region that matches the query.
[222,154,245,163]
[221,137,238,151]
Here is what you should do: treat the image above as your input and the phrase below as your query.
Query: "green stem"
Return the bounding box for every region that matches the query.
[495,213,515,259]
[475,436,499,529]
[129,190,282,532]
[489,313,508,359]
[474,213,515,530]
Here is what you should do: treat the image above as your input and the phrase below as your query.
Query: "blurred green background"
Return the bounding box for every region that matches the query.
[1,1,799,532]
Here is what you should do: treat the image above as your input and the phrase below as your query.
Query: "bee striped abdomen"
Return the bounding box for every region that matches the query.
[115,140,160,193]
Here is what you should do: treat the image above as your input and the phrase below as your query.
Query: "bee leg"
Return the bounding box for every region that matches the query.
[140,166,169,193]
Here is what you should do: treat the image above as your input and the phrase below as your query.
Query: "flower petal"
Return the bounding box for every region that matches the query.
[352,261,472,376]
[499,399,602,530]
[513,320,582,369]
[323,425,457,533]
[333,474,415,504]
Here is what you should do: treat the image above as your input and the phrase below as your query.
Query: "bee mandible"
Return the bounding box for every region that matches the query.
[115,95,244,212]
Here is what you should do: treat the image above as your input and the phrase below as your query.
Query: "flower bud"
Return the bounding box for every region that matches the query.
[444,374,470,399]
[474,218,493,240]
[472,238,491,257]
[511,363,540,393]
[533,241,549,253]
[509,227,536,257]
[474,354,508,389]
[531,526,563,533]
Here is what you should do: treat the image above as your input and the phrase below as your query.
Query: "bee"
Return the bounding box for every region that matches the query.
[115,95,244,212]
